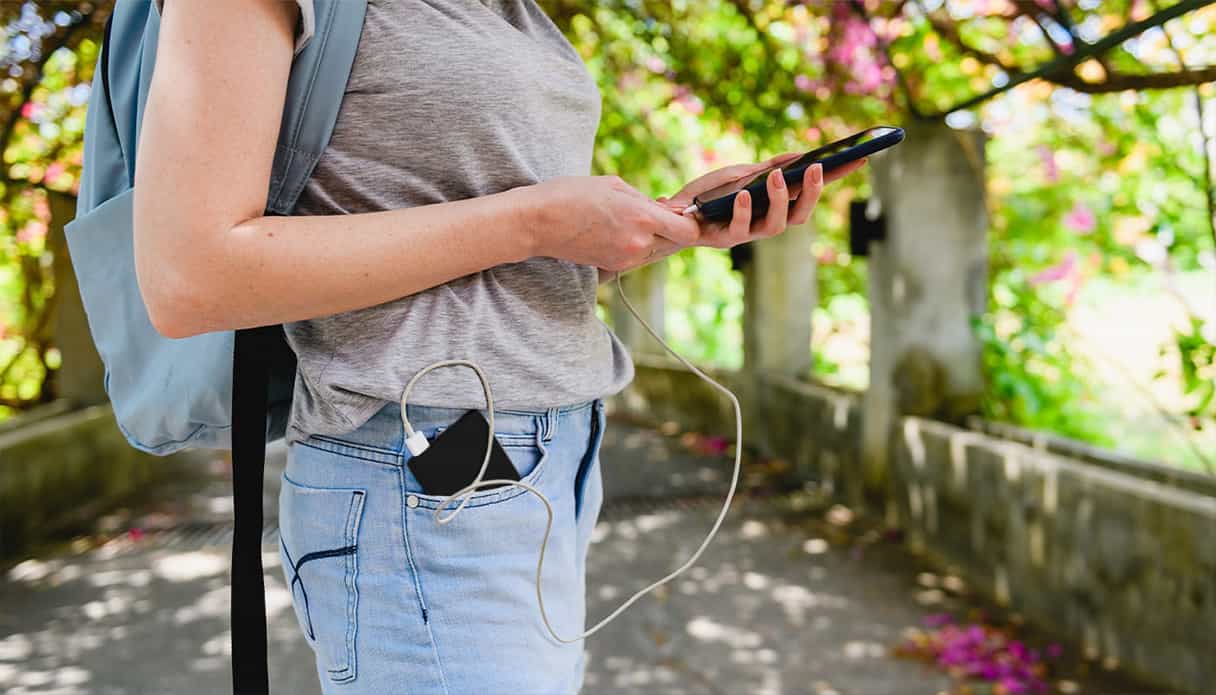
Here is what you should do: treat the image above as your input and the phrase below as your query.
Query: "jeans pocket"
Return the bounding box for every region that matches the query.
[407,425,550,509]
[278,474,367,684]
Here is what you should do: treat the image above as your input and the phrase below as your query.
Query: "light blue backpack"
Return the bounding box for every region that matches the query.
[67,2,367,692]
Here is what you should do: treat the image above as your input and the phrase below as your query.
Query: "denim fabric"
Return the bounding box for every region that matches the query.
[279,399,607,694]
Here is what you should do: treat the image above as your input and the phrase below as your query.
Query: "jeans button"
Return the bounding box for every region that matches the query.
[406,494,420,509]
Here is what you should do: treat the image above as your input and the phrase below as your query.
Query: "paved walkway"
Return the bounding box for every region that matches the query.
[1,417,1158,694]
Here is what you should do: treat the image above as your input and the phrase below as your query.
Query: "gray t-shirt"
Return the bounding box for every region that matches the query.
[283,0,634,442]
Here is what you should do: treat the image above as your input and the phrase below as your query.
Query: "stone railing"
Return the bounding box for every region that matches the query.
[0,403,200,560]
[613,357,1216,695]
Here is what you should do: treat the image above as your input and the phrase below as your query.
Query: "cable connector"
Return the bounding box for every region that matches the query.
[405,430,430,456]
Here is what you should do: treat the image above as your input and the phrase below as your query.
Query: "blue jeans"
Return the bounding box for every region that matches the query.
[279,399,606,694]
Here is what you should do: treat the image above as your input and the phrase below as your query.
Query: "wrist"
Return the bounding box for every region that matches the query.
[503,185,549,260]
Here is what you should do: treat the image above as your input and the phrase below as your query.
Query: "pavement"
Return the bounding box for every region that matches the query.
[0,416,1162,695]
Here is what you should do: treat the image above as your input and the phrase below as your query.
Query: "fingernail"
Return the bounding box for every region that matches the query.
[738,191,750,206]
[812,164,823,184]
[772,170,785,190]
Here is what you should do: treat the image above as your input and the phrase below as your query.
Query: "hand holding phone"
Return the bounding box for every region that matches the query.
[685,126,905,224]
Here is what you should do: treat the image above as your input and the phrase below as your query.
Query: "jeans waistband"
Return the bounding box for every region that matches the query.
[320,400,598,453]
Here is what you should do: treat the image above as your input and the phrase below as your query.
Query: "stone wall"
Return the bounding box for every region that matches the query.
[0,403,198,560]
[619,360,1216,695]
[893,417,1216,693]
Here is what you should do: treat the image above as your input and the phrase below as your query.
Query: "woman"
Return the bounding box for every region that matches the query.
[135,1,859,692]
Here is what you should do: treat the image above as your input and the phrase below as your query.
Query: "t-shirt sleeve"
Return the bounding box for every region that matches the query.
[152,0,316,56]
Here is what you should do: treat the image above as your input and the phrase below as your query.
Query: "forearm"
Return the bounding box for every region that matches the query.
[140,189,536,337]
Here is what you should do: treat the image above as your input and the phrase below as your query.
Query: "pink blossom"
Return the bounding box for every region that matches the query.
[674,94,704,115]
[702,436,730,455]
[922,613,954,628]
[15,221,47,245]
[1063,202,1095,234]
[1037,145,1058,182]
[1064,266,1086,307]
[44,162,65,183]
[1029,251,1077,285]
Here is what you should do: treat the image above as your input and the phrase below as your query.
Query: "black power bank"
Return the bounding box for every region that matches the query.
[406,410,521,496]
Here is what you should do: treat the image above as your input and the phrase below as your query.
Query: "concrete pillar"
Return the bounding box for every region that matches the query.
[862,122,988,500]
[611,260,666,355]
[741,221,816,456]
[743,221,816,378]
[47,191,107,406]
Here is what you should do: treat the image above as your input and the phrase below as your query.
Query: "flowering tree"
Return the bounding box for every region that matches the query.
[0,3,102,411]
[0,0,1212,468]
[540,0,1215,467]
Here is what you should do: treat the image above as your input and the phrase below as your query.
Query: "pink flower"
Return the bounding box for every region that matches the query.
[44,162,65,184]
[1000,676,1029,693]
[15,221,47,245]
[922,613,954,628]
[1030,251,1077,285]
[1037,145,1058,183]
[702,436,730,455]
[1063,202,1095,234]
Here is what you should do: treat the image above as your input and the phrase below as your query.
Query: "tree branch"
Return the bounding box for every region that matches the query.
[925,0,1216,117]
[1051,64,1216,92]
[932,6,1216,94]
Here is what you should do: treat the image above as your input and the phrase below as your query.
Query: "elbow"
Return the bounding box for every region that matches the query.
[143,279,209,340]
[137,251,216,340]
[146,301,201,340]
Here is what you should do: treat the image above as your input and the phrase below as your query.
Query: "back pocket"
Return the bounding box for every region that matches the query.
[278,475,367,683]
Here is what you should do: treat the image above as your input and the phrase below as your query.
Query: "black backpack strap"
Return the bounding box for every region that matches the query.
[231,327,276,695]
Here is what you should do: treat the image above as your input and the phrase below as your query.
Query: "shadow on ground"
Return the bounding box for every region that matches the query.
[0,417,1166,694]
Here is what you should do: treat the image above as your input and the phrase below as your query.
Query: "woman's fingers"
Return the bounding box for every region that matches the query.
[653,205,702,245]
[753,168,789,237]
[787,163,824,226]
[727,189,752,243]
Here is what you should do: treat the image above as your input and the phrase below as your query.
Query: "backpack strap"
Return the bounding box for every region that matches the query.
[231,327,275,695]
[229,2,367,693]
[266,0,368,215]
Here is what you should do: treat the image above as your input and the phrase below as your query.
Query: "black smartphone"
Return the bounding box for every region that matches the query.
[406,410,521,496]
[690,126,905,224]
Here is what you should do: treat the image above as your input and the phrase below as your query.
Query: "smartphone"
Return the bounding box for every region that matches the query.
[690,126,905,224]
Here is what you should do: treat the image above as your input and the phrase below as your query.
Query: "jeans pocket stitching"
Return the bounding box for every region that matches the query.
[298,435,400,466]
[280,477,366,683]
[574,400,607,517]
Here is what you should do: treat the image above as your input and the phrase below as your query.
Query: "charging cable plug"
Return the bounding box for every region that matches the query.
[405,430,431,456]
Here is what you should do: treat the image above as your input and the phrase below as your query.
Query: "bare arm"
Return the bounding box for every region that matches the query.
[135,0,699,338]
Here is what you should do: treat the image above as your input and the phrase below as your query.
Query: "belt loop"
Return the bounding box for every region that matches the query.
[542,407,559,442]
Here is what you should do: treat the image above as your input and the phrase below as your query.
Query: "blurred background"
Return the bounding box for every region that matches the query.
[1,1,1213,694]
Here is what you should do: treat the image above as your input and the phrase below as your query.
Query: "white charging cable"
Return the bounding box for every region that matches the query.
[400,273,743,644]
